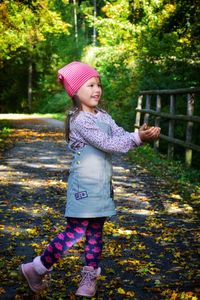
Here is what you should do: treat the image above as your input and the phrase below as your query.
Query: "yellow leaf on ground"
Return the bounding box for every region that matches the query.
[127,290,135,297]
[117,288,126,294]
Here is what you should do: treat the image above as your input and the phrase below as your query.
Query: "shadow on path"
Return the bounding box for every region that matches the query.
[0,117,199,300]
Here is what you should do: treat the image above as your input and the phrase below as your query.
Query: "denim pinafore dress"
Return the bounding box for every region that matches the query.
[65,120,116,218]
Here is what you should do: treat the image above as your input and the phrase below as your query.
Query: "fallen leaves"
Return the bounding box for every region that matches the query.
[117,287,135,297]
[0,287,6,295]
[161,289,199,300]
[0,118,199,299]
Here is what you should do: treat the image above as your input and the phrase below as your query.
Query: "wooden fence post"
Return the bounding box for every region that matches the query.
[135,95,143,131]
[185,93,194,167]
[168,94,176,159]
[135,87,200,167]
[154,94,161,151]
[144,95,151,124]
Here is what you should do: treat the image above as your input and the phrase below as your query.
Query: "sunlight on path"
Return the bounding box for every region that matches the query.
[0,113,44,119]
[0,117,199,300]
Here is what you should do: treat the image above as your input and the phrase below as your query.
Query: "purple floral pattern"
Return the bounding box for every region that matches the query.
[69,110,142,153]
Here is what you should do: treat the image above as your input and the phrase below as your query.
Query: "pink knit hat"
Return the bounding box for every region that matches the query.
[58,61,100,97]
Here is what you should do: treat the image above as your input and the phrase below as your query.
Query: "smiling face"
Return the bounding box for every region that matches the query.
[76,76,102,113]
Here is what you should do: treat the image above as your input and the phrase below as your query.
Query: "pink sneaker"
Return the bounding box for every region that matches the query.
[19,256,52,293]
[75,266,101,297]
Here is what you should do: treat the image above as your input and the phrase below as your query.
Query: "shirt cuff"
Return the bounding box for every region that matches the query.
[130,131,143,146]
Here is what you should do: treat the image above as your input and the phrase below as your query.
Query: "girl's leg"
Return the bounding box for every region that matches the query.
[41,218,89,269]
[75,217,106,297]
[20,217,89,292]
[84,217,106,268]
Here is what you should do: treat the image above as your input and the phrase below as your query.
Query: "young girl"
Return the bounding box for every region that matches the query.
[19,61,160,298]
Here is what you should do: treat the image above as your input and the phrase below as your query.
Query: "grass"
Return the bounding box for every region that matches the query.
[0,120,13,155]
[0,120,13,140]
[128,144,200,191]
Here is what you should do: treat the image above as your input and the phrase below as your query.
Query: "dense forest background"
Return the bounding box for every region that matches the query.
[0,0,200,165]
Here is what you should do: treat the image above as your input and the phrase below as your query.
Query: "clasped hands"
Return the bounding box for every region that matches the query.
[139,124,161,143]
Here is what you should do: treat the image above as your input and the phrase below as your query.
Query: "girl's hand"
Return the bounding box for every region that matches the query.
[139,124,161,143]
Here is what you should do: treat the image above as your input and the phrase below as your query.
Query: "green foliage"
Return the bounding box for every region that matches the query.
[80,0,200,134]
[0,0,69,62]
[0,120,13,131]
[37,92,71,114]
[128,144,200,187]
[0,120,13,143]
[0,0,71,113]
[134,0,200,89]
[1,0,199,113]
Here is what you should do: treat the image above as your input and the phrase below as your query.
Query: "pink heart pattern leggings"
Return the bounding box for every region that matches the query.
[41,217,106,269]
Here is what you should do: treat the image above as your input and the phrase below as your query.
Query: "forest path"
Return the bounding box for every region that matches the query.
[0,116,199,300]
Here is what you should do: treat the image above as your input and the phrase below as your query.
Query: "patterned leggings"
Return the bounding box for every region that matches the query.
[41,217,106,269]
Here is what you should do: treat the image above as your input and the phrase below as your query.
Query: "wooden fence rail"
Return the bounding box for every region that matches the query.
[134,87,200,167]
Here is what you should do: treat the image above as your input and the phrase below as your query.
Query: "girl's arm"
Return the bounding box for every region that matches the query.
[72,114,142,153]
[107,113,161,143]
[106,114,130,137]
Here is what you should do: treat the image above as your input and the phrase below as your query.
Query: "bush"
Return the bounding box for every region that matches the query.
[37,92,72,114]
[0,120,13,147]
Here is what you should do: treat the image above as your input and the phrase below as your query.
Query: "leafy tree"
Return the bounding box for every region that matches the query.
[1,0,199,123]
[0,0,70,112]
[80,0,199,130]
[0,0,69,62]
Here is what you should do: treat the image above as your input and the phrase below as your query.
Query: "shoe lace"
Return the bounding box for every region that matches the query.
[80,270,96,288]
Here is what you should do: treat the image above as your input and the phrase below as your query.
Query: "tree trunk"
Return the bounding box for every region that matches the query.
[93,0,97,46]
[28,59,33,113]
[73,0,78,46]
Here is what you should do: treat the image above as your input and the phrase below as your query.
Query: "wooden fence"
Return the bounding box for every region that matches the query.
[134,87,200,167]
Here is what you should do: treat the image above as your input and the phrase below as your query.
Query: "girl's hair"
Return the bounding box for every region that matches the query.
[65,95,81,142]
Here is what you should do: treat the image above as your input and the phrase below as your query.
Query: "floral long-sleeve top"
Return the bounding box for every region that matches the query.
[69,109,142,153]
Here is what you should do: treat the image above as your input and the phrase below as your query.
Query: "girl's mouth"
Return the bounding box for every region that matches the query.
[92,95,100,101]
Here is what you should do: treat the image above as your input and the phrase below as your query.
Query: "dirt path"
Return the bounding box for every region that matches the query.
[0,117,199,300]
